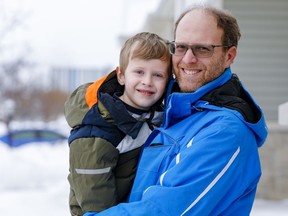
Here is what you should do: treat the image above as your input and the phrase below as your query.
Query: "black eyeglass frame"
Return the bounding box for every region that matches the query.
[167,41,230,58]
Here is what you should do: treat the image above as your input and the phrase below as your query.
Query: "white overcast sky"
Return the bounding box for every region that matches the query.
[2,0,160,68]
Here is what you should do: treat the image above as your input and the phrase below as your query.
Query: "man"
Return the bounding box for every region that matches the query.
[85,5,268,216]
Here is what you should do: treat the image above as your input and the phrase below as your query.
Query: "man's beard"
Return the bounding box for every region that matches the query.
[175,55,226,93]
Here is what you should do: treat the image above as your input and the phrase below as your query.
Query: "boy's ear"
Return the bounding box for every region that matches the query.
[116,66,125,85]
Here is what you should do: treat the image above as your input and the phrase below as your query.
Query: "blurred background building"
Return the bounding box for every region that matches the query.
[1,0,287,122]
[51,0,288,122]
[0,0,287,200]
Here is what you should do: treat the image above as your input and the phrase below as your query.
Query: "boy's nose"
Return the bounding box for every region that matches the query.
[142,75,152,86]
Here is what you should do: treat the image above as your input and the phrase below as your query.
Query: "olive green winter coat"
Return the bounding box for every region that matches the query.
[64,70,164,215]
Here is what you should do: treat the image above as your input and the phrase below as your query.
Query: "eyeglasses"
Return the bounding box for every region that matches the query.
[167,42,229,58]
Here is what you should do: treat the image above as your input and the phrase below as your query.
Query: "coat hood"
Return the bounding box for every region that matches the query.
[64,70,121,128]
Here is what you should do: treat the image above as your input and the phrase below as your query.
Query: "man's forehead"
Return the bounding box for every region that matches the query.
[175,10,220,41]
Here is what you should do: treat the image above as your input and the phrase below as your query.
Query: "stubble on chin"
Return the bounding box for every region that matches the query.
[174,54,227,93]
[177,77,202,92]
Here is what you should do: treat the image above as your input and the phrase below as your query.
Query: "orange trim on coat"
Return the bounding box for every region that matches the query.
[85,73,110,109]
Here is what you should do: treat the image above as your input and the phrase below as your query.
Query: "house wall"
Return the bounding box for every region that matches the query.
[257,123,288,199]
[224,0,288,121]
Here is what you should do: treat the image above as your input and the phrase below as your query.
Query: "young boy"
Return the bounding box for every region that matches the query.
[64,32,171,216]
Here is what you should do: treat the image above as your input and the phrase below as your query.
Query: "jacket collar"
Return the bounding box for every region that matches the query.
[163,68,232,127]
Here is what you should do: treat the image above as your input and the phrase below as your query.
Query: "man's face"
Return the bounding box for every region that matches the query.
[172,10,236,92]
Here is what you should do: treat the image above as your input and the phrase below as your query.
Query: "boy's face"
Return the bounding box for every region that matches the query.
[117,58,169,110]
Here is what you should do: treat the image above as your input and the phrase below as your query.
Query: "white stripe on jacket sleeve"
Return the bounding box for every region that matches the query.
[75,167,111,175]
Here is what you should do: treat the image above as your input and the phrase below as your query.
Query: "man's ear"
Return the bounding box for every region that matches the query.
[225,46,237,68]
[116,66,125,85]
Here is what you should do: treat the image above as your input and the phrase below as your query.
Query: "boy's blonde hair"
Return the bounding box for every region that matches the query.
[119,32,171,74]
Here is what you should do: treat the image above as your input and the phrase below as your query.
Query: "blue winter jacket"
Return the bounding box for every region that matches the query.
[85,67,268,216]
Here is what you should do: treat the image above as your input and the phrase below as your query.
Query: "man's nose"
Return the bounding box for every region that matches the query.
[182,48,198,63]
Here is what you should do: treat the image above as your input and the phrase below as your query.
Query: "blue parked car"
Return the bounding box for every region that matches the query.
[0,129,68,147]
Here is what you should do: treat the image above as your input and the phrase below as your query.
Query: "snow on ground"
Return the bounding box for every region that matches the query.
[0,140,70,215]
[0,120,288,216]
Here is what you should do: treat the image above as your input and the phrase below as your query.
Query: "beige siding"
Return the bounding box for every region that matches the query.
[224,0,288,121]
